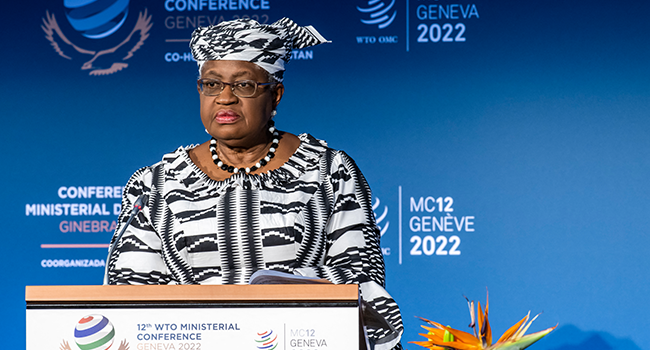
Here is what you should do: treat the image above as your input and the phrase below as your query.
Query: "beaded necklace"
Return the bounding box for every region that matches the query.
[209,121,279,174]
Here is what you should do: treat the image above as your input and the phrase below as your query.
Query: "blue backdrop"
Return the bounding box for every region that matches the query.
[3,0,649,349]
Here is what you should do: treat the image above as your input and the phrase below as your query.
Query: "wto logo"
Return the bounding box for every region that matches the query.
[255,330,278,350]
[373,197,391,256]
[357,0,397,29]
[41,0,152,76]
[372,197,390,236]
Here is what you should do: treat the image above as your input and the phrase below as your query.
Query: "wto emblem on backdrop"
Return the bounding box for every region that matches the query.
[358,0,397,29]
[373,197,392,256]
[356,0,399,45]
[42,0,152,76]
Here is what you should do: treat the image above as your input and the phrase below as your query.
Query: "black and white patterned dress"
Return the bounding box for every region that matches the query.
[106,133,402,349]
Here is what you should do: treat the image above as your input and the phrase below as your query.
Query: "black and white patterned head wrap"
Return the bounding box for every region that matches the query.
[190,17,330,82]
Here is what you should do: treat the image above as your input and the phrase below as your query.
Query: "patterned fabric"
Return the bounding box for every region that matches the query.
[190,17,330,81]
[105,134,402,350]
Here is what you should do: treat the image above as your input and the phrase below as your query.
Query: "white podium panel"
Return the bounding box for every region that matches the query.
[27,307,359,350]
[26,285,361,350]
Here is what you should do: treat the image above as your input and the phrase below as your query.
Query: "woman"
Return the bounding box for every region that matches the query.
[105,17,402,350]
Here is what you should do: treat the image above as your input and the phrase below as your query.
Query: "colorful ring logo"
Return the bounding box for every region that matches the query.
[74,314,115,350]
[255,330,278,350]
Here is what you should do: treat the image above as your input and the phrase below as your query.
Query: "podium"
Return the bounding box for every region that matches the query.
[26,285,363,350]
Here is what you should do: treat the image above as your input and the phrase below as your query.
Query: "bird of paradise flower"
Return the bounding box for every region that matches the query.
[411,292,556,350]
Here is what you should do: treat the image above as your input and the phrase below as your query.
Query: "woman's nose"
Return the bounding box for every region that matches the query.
[215,86,237,104]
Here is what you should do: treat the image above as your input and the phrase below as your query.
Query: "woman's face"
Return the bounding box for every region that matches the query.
[199,60,283,147]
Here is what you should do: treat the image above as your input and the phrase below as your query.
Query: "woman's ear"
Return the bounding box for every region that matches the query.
[272,83,284,109]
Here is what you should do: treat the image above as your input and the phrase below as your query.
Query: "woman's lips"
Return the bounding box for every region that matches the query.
[215,110,240,124]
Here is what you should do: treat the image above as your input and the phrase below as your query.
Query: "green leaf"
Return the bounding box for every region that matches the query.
[493,327,555,350]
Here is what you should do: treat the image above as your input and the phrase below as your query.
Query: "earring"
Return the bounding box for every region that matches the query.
[271,110,277,118]
[205,128,211,135]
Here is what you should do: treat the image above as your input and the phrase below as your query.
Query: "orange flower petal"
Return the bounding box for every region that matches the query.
[513,313,540,341]
[485,312,492,346]
[418,317,446,329]
[424,320,481,345]
[477,301,484,337]
[418,335,444,344]
[496,314,529,344]
[477,301,490,347]
[485,291,492,345]
[413,339,480,350]
[442,341,481,350]
[409,341,451,350]
[419,330,446,341]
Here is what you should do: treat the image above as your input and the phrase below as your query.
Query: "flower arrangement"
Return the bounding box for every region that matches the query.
[411,293,556,350]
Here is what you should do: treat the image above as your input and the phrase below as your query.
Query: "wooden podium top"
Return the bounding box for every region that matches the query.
[25,284,359,303]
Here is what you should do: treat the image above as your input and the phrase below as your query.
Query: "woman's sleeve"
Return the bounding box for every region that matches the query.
[104,167,176,285]
[293,151,403,350]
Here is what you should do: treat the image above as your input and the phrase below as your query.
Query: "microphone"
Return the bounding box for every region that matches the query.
[103,194,149,284]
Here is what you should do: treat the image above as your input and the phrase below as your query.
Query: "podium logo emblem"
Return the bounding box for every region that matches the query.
[255,330,278,350]
[58,314,129,350]
[74,314,114,350]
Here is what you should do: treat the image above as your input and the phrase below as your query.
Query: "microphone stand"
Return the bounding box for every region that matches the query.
[103,194,148,284]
